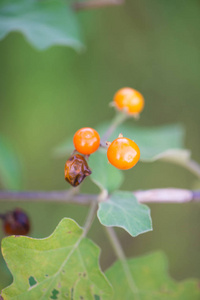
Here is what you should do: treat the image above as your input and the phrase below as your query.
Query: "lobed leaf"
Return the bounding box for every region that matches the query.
[0,0,84,51]
[97,191,152,237]
[1,218,112,300]
[0,136,22,189]
[106,251,200,300]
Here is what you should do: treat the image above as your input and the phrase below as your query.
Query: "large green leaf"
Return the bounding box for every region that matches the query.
[0,136,22,189]
[106,252,200,300]
[89,150,124,193]
[0,0,83,51]
[97,122,189,163]
[1,218,112,300]
[54,122,189,163]
[97,191,152,237]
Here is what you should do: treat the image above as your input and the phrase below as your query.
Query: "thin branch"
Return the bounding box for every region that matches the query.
[105,227,140,299]
[0,190,96,205]
[134,188,200,203]
[72,0,124,11]
[101,112,128,145]
[178,159,200,179]
[0,188,199,205]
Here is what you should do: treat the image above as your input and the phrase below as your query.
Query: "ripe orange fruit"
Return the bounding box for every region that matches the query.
[107,136,140,170]
[114,87,144,115]
[73,127,100,155]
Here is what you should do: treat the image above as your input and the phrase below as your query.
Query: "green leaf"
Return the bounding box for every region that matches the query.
[0,0,84,51]
[1,218,112,300]
[0,136,22,189]
[106,252,200,300]
[97,191,152,237]
[54,122,189,163]
[89,150,124,193]
[97,122,189,163]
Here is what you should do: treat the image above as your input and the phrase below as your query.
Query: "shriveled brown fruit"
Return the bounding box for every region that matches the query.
[64,154,92,187]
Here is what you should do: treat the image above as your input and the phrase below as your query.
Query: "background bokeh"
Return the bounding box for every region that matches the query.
[0,0,200,289]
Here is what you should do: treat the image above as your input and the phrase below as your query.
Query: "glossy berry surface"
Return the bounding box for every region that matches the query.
[73,127,100,155]
[114,87,144,114]
[107,137,140,170]
[3,208,30,235]
[65,154,92,187]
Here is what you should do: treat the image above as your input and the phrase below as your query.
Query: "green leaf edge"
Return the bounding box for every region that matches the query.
[97,191,153,237]
[1,218,113,299]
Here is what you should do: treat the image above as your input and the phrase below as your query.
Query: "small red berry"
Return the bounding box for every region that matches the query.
[73,127,100,155]
[114,87,144,115]
[107,136,140,170]
[2,208,30,236]
[64,154,92,187]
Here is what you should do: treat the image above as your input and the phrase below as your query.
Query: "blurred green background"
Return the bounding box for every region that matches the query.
[0,0,200,289]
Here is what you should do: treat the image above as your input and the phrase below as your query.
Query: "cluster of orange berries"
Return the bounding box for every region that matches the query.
[65,87,144,186]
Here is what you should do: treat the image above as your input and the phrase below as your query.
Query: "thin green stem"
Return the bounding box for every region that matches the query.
[178,159,200,179]
[82,200,98,237]
[105,227,140,300]
[101,112,128,145]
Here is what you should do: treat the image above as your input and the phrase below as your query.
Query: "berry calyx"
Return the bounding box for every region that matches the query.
[2,208,30,236]
[114,87,144,115]
[107,136,140,170]
[73,127,100,155]
[65,154,92,187]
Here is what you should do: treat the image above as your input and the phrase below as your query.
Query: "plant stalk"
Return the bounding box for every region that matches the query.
[105,227,140,300]
[101,112,128,145]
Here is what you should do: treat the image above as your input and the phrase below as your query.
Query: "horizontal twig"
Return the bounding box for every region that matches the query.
[0,188,199,205]
[72,0,124,11]
[134,188,200,203]
[0,190,96,205]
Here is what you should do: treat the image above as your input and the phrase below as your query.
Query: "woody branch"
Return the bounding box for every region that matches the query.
[0,188,199,205]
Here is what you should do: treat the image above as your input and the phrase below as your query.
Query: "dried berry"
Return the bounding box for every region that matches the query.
[2,208,30,236]
[64,154,92,187]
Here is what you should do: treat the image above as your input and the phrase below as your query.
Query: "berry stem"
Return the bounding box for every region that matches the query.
[175,159,200,179]
[82,200,98,237]
[101,112,128,145]
[105,227,140,300]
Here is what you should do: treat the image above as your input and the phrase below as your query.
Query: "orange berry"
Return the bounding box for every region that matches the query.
[73,127,100,155]
[114,87,144,115]
[107,136,140,170]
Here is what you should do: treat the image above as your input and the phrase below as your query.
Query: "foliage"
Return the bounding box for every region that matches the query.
[1,218,112,300]
[54,122,190,165]
[0,0,200,298]
[0,0,83,51]
[98,191,152,237]
[106,252,200,300]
